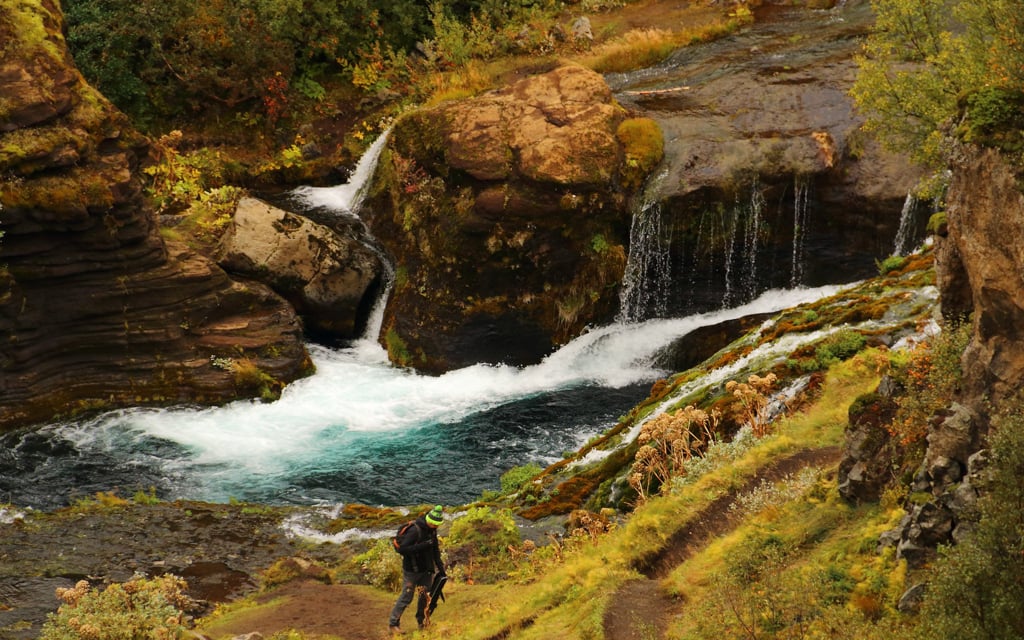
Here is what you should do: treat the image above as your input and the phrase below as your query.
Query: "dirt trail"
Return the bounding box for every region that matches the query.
[602,447,842,640]
[190,448,840,640]
[196,582,396,640]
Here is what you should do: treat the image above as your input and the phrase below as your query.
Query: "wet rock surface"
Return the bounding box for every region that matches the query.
[608,0,927,317]
[0,502,328,639]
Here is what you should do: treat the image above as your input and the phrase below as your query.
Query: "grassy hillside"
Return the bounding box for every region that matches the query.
[33,248,1024,640]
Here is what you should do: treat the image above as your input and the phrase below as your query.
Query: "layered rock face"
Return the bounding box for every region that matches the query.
[365,64,637,372]
[0,1,310,430]
[938,142,1024,407]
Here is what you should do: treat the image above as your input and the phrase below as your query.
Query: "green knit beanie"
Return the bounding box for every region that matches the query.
[426,505,444,526]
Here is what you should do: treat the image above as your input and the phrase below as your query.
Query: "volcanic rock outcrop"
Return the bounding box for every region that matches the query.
[0,1,311,430]
[364,63,647,373]
[611,0,927,314]
[937,141,1024,407]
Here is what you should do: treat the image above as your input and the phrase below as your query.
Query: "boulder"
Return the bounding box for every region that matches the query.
[0,2,310,430]
[923,402,980,489]
[364,64,639,372]
[896,502,954,568]
[218,198,383,339]
[837,384,899,503]
[897,583,927,613]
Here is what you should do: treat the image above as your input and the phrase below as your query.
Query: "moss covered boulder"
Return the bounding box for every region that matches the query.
[365,64,660,372]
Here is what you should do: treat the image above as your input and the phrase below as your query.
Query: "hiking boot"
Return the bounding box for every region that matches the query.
[388,625,403,635]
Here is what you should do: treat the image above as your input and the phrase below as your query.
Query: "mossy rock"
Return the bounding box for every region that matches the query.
[616,117,664,190]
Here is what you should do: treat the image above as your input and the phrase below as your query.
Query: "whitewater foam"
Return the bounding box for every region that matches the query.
[38,283,846,506]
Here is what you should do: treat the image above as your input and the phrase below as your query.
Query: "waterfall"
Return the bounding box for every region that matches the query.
[742,180,766,297]
[892,193,918,256]
[288,132,395,344]
[722,199,738,307]
[791,175,810,286]
[689,211,708,295]
[7,284,848,509]
[618,170,673,323]
[722,178,765,308]
[291,130,390,216]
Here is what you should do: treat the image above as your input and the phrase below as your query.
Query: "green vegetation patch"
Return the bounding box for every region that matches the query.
[615,117,664,190]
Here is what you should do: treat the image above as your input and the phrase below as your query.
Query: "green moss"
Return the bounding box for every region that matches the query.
[0,0,66,61]
[384,328,412,367]
[616,117,664,190]
[926,211,947,234]
[876,254,907,276]
[391,108,451,176]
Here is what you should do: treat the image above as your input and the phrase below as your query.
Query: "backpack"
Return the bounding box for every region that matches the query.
[391,520,419,554]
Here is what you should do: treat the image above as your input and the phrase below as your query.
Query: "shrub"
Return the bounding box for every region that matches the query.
[888,319,970,445]
[444,506,520,583]
[132,487,161,505]
[726,372,778,437]
[959,87,1024,148]
[354,537,403,591]
[72,491,129,510]
[629,405,720,502]
[40,575,191,640]
[851,0,1024,170]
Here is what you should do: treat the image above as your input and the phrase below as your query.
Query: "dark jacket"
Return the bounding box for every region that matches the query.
[395,516,443,574]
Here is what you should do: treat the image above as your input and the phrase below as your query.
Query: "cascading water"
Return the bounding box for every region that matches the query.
[291,130,390,217]
[791,175,810,286]
[742,180,766,299]
[618,169,673,323]
[892,193,918,257]
[290,131,394,342]
[0,284,846,511]
[722,178,765,308]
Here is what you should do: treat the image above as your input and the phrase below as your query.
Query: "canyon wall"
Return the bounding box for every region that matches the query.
[0,0,311,430]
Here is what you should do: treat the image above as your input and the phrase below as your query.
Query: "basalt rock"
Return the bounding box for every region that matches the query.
[0,1,311,431]
[837,379,900,504]
[364,64,639,373]
[937,141,1024,408]
[612,0,927,315]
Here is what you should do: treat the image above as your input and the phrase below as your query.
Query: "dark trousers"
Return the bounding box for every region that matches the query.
[389,570,433,628]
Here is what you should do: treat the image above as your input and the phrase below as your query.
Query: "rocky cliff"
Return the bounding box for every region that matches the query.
[362,2,931,374]
[0,0,311,430]
[937,141,1024,407]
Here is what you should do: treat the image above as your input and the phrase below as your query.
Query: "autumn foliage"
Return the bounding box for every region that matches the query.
[727,372,778,438]
[630,405,721,502]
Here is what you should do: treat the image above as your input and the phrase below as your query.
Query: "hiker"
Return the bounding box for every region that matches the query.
[388,505,446,634]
